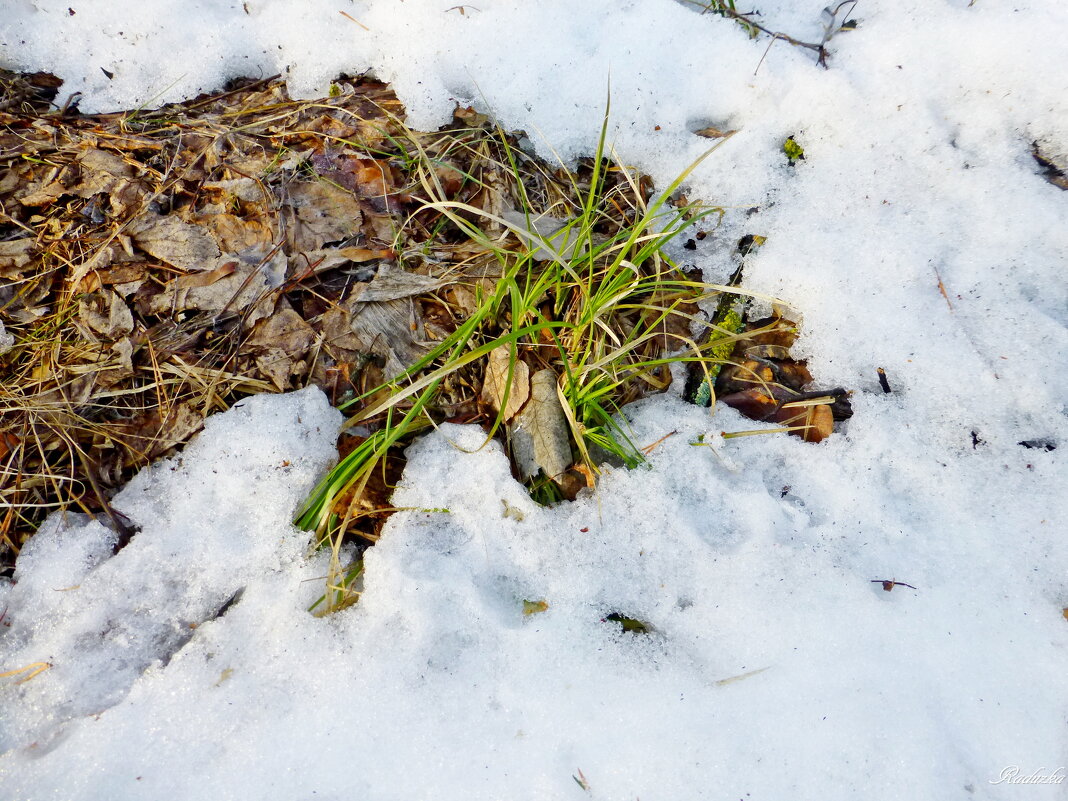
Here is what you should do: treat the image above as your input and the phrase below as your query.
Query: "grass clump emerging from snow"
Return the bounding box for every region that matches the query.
[293,104,796,613]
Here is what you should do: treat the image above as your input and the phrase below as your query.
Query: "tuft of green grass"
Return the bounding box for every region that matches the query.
[295,102,790,612]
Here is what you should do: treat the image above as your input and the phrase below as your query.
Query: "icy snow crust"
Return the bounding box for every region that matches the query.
[2,1,1067,799]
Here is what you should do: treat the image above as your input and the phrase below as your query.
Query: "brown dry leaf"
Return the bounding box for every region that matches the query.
[285,181,365,251]
[77,290,134,339]
[149,259,275,326]
[310,153,397,198]
[116,402,204,463]
[97,337,136,388]
[128,214,222,272]
[195,212,273,254]
[201,178,266,204]
[481,345,530,423]
[795,403,834,443]
[246,305,317,390]
[322,297,429,380]
[96,262,149,287]
[176,261,238,289]
[350,262,452,302]
[17,147,148,214]
[0,239,34,278]
[510,369,572,481]
[693,125,737,139]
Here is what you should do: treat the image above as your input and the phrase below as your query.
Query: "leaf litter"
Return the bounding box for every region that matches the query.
[0,69,850,584]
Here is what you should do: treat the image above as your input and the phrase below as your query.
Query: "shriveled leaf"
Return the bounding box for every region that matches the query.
[510,369,572,481]
[481,345,530,423]
[246,305,316,389]
[148,259,275,325]
[246,305,316,357]
[301,246,396,275]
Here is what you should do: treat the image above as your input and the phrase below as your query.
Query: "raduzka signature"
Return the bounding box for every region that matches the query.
[990,766,1066,785]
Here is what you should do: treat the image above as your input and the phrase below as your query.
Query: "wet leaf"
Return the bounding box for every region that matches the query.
[604,613,651,634]
[693,124,737,139]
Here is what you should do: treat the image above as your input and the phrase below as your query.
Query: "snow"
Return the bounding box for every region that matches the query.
[2,1,1067,799]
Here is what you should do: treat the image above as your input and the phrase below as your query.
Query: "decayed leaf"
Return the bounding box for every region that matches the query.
[246,305,317,390]
[350,262,452,303]
[481,345,530,422]
[310,153,398,199]
[791,402,834,443]
[510,369,572,481]
[128,214,222,271]
[285,180,365,251]
[321,296,430,380]
[113,401,204,462]
[78,290,134,339]
[0,239,34,277]
[148,258,275,326]
[522,599,549,615]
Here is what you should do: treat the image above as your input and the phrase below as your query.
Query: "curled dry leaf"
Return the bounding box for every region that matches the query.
[481,345,530,423]
[510,369,572,482]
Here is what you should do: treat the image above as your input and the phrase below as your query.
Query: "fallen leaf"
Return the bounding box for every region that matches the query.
[350,262,452,302]
[510,369,572,481]
[128,214,222,272]
[481,345,530,423]
[0,239,34,277]
[176,260,238,289]
[522,599,549,615]
[322,297,430,380]
[285,180,364,251]
[246,304,317,390]
[693,124,737,139]
[78,289,134,339]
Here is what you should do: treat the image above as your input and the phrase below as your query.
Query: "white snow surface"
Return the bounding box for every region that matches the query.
[2,1,1067,799]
